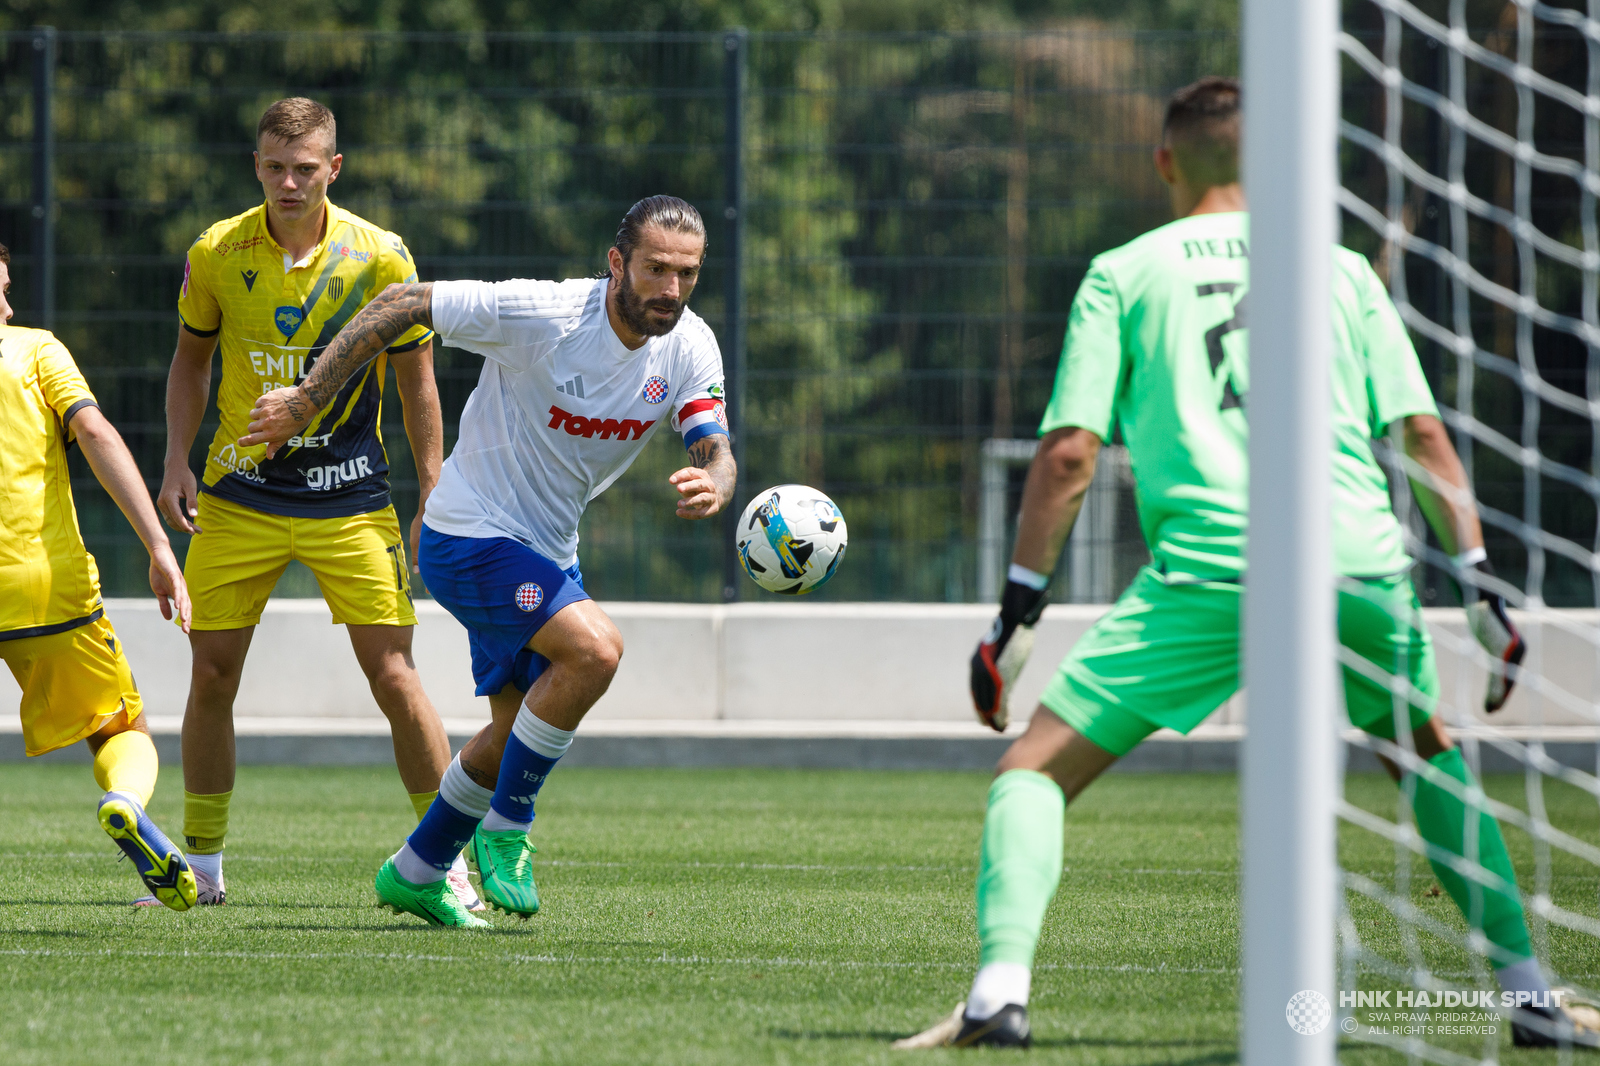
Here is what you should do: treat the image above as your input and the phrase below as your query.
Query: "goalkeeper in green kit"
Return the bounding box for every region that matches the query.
[897,76,1596,1051]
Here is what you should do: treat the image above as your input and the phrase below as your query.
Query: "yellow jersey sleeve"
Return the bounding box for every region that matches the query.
[178,237,222,336]
[34,334,98,439]
[378,236,434,354]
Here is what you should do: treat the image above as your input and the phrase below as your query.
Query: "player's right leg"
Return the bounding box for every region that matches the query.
[89,707,197,911]
[376,528,612,925]
[373,687,518,929]
[898,568,1242,1050]
[468,599,619,917]
[178,492,292,905]
[386,599,618,922]
[910,712,1120,1050]
[180,628,253,904]
[1,614,195,910]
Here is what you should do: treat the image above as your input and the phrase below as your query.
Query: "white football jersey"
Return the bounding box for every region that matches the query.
[423,277,727,567]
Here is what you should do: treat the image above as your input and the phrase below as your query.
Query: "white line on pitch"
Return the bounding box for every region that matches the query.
[11,854,1242,878]
[0,946,1236,975]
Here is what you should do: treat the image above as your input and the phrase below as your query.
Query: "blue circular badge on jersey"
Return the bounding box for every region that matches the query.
[275,306,304,337]
[642,376,669,404]
[515,582,544,613]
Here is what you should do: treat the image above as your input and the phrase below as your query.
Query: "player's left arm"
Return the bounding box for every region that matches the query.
[670,433,736,520]
[390,341,442,572]
[1365,243,1524,709]
[1400,412,1524,711]
[240,282,433,457]
[1400,413,1481,558]
[72,406,192,633]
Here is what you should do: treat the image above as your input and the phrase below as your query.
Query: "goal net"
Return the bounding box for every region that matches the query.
[1335,0,1600,1058]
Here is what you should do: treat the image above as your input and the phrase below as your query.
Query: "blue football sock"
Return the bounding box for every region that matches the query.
[406,756,491,872]
[488,708,574,825]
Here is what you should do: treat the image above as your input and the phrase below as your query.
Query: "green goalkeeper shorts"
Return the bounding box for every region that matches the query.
[1041,567,1438,757]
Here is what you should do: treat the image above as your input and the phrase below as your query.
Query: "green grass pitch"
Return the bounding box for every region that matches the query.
[2,763,1598,1064]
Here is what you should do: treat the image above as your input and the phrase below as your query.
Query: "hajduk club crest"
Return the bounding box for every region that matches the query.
[515,582,544,612]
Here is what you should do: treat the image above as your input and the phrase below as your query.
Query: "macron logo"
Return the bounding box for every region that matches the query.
[548,405,654,441]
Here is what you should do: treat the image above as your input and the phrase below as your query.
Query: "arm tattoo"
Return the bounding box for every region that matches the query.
[687,433,737,507]
[299,282,434,410]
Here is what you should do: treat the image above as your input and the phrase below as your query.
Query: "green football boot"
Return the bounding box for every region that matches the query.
[374,858,489,928]
[470,827,540,918]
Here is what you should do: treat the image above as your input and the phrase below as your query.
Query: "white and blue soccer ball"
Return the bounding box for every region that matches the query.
[736,484,848,595]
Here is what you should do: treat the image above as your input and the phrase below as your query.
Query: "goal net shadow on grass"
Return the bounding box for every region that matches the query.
[1337,0,1600,1059]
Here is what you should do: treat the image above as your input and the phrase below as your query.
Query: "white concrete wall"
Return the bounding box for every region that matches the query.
[2,599,1595,730]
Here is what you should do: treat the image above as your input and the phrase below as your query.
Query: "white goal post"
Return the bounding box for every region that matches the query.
[1241,0,1340,1062]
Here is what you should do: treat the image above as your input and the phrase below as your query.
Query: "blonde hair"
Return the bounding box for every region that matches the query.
[257,97,337,154]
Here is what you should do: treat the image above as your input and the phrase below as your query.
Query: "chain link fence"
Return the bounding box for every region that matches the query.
[1,30,1236,603]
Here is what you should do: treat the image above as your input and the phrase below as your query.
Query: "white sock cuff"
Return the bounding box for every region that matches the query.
[966,962,1032,1019]
[1007,563,1051,590]
[481,809,532,833]
[393,843,447,885]
[513,708,575,759]
[1496,957,1551,996]
[438,755,493,818]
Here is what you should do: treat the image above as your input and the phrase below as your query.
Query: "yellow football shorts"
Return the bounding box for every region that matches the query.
[184,493,417,630]
[1,613,143,757]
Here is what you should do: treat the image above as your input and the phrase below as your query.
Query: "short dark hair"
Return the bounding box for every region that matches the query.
[602,195,707,277]
[1163,76,1241,189]
[0,242,9,265]
[257,97,337,154]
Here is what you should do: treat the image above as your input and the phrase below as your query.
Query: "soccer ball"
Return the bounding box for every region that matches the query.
[735,484,848,595]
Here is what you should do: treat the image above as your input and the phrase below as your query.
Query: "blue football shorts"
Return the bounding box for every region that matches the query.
[418,525,589,697]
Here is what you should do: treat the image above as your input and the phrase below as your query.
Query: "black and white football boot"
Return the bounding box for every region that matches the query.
[892,1001,1032,1050]
[1512,992,1600,1049]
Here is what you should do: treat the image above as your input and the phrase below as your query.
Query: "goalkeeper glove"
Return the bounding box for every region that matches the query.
[1462,554,1526,713]
[970,578,1049,732]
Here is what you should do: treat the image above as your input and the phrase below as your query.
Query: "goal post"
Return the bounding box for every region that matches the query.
[1241,0,1340,1061]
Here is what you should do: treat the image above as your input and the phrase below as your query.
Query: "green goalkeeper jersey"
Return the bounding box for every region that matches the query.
[1038,210,1438,580]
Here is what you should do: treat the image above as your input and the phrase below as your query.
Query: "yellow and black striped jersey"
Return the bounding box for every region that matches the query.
[0,326,104,639]
[178,200,433,517]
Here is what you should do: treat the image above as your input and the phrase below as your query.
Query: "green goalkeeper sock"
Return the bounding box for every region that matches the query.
[1406,747,1532,962]
[976,769,1066,968]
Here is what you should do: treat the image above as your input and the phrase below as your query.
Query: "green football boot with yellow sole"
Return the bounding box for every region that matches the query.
[374,858,489,928]
[469,827,540,918]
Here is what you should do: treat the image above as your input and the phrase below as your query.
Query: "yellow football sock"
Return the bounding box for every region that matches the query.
[183,790,232,854]
[92,730,158,808]
[409,790,439,824]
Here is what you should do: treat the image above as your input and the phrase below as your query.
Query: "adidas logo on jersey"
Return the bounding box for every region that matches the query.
[555,375,585,399]
[547,405,654,441]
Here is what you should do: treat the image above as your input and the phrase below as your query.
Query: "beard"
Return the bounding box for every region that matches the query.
[614,272,685,337]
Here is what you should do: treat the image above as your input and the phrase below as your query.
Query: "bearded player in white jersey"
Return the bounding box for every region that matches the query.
[241,196,735,926]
